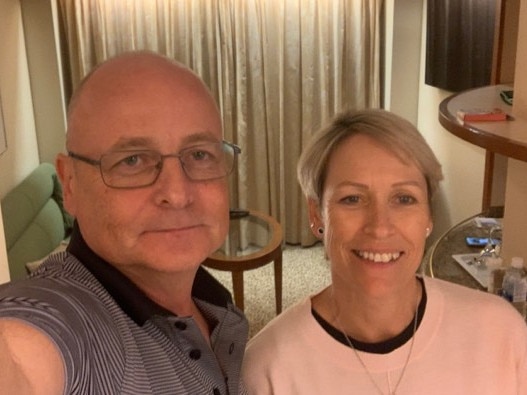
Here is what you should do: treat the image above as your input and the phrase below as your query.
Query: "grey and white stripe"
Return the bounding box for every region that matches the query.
[0,253,248,395]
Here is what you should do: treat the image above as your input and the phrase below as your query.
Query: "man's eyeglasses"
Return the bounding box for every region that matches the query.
[68,140,241,189]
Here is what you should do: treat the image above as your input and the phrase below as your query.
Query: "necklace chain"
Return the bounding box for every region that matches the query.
[333,287,420,395]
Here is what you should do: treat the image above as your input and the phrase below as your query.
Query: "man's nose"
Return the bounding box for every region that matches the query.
[152,157,194,207]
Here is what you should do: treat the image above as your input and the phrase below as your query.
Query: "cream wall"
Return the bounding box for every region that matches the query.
[386,0,423,124]
[389,0,485,241]
[0,0,40,283]
[0,216,7,283]
[416,84,485,238]
[0,0,40,195]
[417,0,490,239]
[21,0,67,164]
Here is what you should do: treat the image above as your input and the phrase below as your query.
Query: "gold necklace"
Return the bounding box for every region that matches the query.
[333,287,420,395]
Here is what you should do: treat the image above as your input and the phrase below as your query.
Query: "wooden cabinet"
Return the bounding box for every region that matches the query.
[492,0,520,85]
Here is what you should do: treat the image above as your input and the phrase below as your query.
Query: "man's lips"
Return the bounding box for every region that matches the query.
[144,224,204,234]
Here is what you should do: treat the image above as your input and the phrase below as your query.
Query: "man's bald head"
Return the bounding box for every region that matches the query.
[66,51,219,150]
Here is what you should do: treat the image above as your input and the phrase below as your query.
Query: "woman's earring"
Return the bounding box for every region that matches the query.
[426,227,431,237]
[317,227,324,235]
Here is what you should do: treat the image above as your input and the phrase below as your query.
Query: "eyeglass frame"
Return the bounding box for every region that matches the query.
[67,140,241,189]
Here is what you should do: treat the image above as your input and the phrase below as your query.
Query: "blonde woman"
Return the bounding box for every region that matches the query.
[242,109,527,394]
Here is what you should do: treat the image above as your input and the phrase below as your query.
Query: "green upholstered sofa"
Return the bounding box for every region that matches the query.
[1,163,73,281]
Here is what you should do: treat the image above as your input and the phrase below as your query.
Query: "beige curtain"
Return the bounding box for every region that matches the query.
[58,0,382,246]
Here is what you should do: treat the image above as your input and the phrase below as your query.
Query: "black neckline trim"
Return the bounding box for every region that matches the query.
[66,221,232,326]
[312,277,427,354]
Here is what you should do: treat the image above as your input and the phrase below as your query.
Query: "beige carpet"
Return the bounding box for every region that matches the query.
[206,243,331,337]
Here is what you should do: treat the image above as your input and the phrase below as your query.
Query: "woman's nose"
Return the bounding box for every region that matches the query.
[363,203,394,238]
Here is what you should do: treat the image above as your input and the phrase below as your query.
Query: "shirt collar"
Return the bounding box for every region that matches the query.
[66,221,233,326]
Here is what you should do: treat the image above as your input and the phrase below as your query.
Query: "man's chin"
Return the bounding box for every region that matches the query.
[142,248,212,271]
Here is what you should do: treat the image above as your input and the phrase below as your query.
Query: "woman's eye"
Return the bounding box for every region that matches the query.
[396,195,417,205]
[340,195,361,205]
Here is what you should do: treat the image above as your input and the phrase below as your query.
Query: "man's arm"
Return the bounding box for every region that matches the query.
[0,319,65,395]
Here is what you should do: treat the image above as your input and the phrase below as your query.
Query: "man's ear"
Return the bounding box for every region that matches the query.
[307,198,324,239]
[55,153,77,217]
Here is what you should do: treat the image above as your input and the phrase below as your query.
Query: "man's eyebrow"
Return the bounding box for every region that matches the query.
[110,137,154,150]
[180,131,221,145]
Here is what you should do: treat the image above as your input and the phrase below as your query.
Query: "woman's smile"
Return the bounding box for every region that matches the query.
[353,249,403,263]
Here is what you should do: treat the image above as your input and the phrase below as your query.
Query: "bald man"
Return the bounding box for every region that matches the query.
[0,51,248,394]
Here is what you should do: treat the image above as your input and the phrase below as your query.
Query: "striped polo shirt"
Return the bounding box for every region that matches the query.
[0,225,249,394]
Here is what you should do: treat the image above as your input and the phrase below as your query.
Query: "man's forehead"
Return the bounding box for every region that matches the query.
[105,132,221,150]
[66,53,220,149]
[73,55,196,107]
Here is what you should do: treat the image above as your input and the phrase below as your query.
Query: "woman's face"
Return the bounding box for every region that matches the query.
[310,134,432,296]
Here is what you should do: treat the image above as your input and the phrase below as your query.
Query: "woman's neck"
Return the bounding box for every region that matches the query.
[312,277,422,343]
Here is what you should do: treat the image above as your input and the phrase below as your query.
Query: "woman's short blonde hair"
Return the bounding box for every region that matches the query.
[297,109,443,207]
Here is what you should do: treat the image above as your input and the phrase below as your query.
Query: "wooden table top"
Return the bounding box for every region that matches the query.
[439,84,527,162]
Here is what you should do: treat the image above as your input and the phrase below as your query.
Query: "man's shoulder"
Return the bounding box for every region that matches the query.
[0,253,98,298]
[0,253,114,324]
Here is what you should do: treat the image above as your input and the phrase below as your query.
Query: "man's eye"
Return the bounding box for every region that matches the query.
[192,150,210,160]
[109,152,157,172]
[188,148,219,163]
[121,155,141,166]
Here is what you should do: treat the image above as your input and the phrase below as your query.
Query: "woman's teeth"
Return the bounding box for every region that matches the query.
[356,251,401,263]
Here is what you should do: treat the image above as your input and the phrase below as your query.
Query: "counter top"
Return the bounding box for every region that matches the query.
[439,84,527,162]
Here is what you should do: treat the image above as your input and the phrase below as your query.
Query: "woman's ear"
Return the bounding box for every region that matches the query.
[426,219,433,238]
[308,198,324,239]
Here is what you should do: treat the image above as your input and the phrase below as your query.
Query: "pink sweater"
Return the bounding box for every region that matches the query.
[242,277,527,394]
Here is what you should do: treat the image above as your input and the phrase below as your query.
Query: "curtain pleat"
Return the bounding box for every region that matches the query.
[57,0,382,246]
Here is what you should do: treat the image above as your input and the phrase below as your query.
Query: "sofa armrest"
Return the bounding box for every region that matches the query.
[1,163,68,280]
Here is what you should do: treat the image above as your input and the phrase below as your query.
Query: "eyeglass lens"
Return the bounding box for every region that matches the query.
[99,142,237,188]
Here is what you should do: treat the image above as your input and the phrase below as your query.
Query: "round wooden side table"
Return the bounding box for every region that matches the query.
[202,209,283,313]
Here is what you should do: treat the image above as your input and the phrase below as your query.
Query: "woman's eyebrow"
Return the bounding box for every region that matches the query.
[335,180,426,189]
[392,180,426,188]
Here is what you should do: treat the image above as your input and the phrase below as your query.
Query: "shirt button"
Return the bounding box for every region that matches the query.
[213,388,221,395]
[174,321,187,330]
[189,349,201,360]
[228,343,235,354]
